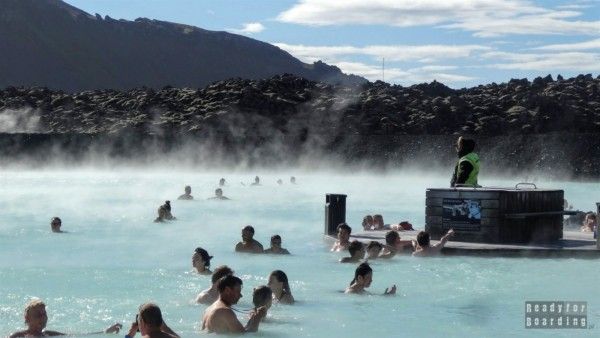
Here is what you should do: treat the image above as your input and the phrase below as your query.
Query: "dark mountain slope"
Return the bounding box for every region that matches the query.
[0,0,364,91]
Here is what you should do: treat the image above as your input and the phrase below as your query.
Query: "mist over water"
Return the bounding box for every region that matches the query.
[0,169,598,337]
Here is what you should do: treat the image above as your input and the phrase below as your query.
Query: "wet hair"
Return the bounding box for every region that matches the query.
[252,285,273,308]
[185,185,191,192]
[373,214,384,227]
[139,303,163,328]
[24,299,45,318]
[367,241,383,251]
[243,225,255,234]
[194,247,213,267]
[385,230,399,245]
[269,270,291,294]
[217,275,243,293]
[417,231,431,247]
[350,263,372,285]
[271,234,281,242]
[50,217,61,224]
[337,223,352,235]
[361,215,373,228]
[215,188,223,195]
[211,265,234,284]
[164,201,171,211]
[348,240,364,257]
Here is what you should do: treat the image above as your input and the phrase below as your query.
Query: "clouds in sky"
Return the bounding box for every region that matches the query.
[231,22,265,34]
[277,0,600,37]
[273,43,491,63]
[270,0,600,85]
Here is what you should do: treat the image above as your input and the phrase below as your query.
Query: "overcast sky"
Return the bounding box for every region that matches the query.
[65,0,600,88]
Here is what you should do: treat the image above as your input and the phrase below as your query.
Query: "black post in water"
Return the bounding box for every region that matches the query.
[325,194,347,236]
[596,202,599,249]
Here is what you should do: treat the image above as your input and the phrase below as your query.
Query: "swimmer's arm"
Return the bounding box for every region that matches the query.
[433,229,455,249]
[8,330,28,338]
[235,243,243,252]
[65,323,122,335]
[378,248,396,259]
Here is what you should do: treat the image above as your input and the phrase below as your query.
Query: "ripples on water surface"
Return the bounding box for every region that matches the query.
[0,170,599,337]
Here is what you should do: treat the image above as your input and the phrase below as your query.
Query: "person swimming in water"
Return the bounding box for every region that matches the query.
[177,186,193,200]
[267,270,294,304]
[235,225,264,253]
[250,176,261,186]
[162,201,176,220]
[9,299,122,338]
[154,206,168,223]
[345,263,396,295]
[340,240,366,263]
[196,265,235,304]
[50,217,64,233]
[251,286,273,321]
[412,229,455,257]
[276,179,283,185]
[366,241,383,260]
[362,215,375,231]
[192,247,213,275]
[331,223,352,252]
[581,213,597,232]
[125,303,179,338]
[263,235,290,255]
[219,178,226,187]
[379,230,414,258]
[208,188,230,200]
[201,275,267,334]
[290,176,296,184]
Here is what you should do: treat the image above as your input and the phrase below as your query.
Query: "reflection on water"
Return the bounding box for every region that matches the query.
[0,170,598,337]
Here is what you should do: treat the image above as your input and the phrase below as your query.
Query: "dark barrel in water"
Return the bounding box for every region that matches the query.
[324,194,346,236]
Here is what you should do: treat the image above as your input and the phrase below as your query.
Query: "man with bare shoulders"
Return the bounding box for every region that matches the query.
[331,223,351,252]
[196,265,234,304]
[235,225,264,253]
[202,275,267,334]
[125,303,179,338]
[9,299,121,338]
[412,229,455,257]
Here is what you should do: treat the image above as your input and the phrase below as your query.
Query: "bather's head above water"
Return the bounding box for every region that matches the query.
[193,247,213,274]
[24,299,48,332]
[178,186,194,200]
[219,178,225,187]
[50,217,62,233]
[217,275,244,306]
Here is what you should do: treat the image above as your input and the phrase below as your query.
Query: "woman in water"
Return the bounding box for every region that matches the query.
[345,263,396,295]
[268,270,294,304]
[192,247,213,275]
[362,215,374,230]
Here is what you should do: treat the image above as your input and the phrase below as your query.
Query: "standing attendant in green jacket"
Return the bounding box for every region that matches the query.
[450,136,480,187]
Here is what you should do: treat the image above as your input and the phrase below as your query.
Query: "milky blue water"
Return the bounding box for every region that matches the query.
[0,170,599,337]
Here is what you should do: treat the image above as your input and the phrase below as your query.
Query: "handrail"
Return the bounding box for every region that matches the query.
[515,182,537,189]
[505,211,573,219]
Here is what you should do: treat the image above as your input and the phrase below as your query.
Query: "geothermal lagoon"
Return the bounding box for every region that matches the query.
[1,170,599,337]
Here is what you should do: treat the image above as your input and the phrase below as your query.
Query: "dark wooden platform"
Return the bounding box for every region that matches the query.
[330,230,600,258]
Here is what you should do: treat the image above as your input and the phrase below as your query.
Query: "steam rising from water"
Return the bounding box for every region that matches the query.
[0,108,43,133]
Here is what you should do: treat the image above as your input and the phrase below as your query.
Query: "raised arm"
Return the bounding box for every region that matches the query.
[244,306,267,332]
[433,229,455,249]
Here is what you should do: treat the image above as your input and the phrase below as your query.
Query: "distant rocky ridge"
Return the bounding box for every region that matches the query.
[0,0,364,91]
[0,74,599,177]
